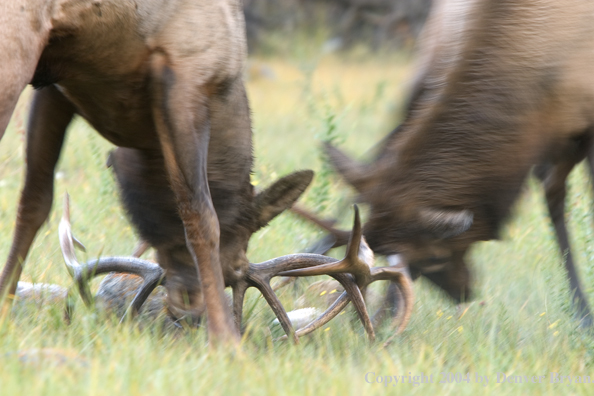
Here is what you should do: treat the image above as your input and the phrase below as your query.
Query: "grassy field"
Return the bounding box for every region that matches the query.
[1,44,594,395]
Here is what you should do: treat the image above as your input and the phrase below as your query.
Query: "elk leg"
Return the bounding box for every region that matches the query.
[232,282,248,333]
[0,86,74,316]
[149,55,238,344]
[542,160,592,327]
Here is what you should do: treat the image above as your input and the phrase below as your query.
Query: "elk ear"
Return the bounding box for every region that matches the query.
[324,142,368,192]
[418,208,473,239]
[254,170,314,229]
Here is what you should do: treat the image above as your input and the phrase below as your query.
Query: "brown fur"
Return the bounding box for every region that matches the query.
[108,147,313,321]
[327,0,594,324]
[0,0,312,344]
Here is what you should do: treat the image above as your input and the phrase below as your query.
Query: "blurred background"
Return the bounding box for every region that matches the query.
[243,0,433,52]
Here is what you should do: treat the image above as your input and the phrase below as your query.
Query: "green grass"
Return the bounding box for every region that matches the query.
[1,49,594,395]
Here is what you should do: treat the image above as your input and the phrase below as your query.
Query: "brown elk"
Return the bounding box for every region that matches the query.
[58,149,410,333]
[59,191,414,341]
[0,1,413,344]
[286,0,594,328]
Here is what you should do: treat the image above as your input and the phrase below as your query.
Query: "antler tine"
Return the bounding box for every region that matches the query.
[59,193,166,320]
[241,258,375,341]
[270,205,352,293]
[277,282,377,341]
[282,272,374,341]
[241,206,376,341]
[346,205,364,267]
[291,204,349,254]
[332,272,375,340]
[59,193,93,306]
[279,267,413,341]
[246,274,299,344]
[369,266,414,334]
[280,206,415,337]
[235,253,338,343]
[277,290,350,341]
[291,204,339,234]
[278,205,372,285]
[131,240,150,258]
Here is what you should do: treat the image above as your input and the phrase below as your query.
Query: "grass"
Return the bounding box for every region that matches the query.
[1,46,594,395]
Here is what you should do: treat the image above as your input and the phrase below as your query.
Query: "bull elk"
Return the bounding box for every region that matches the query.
[0,0,413,344]
[59,192,414,341]
[289,0,594,328]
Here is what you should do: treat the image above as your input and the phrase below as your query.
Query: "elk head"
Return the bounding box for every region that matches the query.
[59,149,414,342]
[103,148,321,323]
[291,141,474,303]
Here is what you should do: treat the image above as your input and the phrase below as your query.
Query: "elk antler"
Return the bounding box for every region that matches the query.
[281,206,415,336]
[232,206,376,343]
[60,194,382,342]
[290,204,350,255]
[59,194,165,321]
[131,240,150,258]
[268,204,351,293]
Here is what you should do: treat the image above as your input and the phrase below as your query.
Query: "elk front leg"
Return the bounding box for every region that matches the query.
[0,86,74,317]
[541,160,592,328]
[150,56,238,345]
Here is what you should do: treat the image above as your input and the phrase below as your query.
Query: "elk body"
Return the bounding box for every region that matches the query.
[0,0,259,344]
[0,0,415,344]
[289,0,594,327]
[0,0,262,343]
